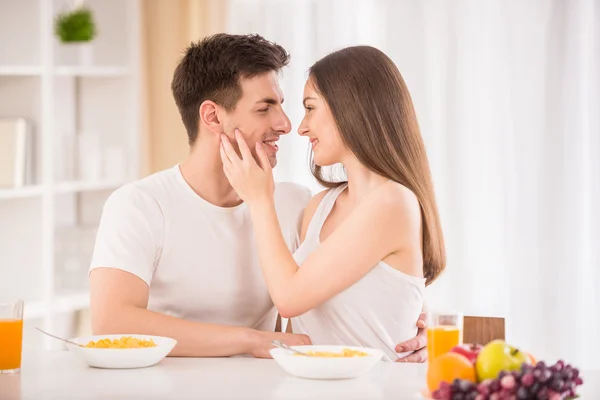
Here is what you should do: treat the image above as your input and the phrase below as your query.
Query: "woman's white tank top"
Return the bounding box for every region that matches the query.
[291,184,426,361]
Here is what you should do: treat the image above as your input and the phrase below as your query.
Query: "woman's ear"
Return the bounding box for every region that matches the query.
[199,100,223,135]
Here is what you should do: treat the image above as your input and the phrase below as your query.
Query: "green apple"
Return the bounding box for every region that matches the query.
[475,340,529,381]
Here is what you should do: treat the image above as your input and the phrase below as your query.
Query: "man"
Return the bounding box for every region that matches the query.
[89,33,427,361]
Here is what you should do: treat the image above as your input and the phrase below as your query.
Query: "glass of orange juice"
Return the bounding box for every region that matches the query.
[0,299,24,374]
[427,311,463,362]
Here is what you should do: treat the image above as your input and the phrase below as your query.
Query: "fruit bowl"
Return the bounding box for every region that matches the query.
[425,340,584,400]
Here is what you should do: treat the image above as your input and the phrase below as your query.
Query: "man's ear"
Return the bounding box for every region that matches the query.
[199,100,224,135]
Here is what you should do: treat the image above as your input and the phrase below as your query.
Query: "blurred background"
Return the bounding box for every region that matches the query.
[0,0,598,369]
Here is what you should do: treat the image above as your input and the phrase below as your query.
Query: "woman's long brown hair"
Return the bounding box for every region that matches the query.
[309,46,445,285]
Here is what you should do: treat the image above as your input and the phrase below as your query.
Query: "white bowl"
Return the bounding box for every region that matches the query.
[269,345,384,380]
[65,334,177,369]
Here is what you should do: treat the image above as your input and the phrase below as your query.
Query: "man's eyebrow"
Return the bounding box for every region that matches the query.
[255,97,284,105]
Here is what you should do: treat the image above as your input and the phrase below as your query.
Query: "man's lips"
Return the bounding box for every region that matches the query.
[262,137,279,152]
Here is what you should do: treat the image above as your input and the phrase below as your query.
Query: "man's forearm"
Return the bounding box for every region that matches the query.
[92,305,259,357]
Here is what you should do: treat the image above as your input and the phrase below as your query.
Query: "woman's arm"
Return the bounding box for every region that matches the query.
[220,131,422,318]
[249,187,420,318]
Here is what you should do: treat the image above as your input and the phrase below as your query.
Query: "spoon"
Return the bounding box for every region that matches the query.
[271,340,311,356]
[36,327,84,348]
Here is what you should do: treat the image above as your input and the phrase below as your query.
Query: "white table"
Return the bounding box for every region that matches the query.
[1,351,598,400]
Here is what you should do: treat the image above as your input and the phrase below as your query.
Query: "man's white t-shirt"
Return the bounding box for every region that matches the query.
[89,165,312,331]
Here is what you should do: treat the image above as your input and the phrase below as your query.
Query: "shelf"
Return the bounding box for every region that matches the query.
[54,66,131,77]
[0,185,43,200]
[24,292,89,320]
[0,65,42,76]
[0,181,126,199]
[54,180,126,194]
[0,66,131,77]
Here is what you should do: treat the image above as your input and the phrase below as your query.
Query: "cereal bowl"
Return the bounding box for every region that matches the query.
[269,345,384,380]
[65,334,177,369]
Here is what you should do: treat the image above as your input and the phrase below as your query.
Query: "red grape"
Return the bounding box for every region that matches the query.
[500,375,516,391]
[521,372,534,387]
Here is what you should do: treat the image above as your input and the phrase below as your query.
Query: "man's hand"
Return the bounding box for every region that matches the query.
[395,312,428,362]
[249,330,312,359]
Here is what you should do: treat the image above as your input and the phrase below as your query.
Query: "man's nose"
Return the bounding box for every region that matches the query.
[273,109,292,135]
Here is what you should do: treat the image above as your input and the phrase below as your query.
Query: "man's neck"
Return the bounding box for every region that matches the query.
[179,140,243,208]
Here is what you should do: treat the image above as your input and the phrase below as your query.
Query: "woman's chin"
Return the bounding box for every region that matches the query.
[314,158,336,167]
[313,151,340,167]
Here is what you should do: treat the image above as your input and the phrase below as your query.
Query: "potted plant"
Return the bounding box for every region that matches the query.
[54,4,97,65]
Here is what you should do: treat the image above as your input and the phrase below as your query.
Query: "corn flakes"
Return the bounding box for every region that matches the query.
[294,348,369,357]
[84,336,157,349]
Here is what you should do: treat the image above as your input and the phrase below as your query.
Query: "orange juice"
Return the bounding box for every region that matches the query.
[0,319,23,370]
[427,325,461,361]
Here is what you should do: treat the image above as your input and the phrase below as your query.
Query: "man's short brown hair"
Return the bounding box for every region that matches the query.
[171,33,290,145]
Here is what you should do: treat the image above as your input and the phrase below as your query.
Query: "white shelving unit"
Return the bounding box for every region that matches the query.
[0,66,44,76]
[0,185,45,200]
[0,0,141,349]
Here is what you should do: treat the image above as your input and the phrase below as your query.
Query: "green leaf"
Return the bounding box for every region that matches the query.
[54,7,97,43]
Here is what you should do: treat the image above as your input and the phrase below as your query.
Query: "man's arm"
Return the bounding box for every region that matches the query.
[89,185,311,358]
[395,310,428,362]
[285,319,294,333]
[90,267,311,358]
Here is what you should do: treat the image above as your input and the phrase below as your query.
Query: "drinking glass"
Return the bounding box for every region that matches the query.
[0,299,24,374]
[427,310,463,362]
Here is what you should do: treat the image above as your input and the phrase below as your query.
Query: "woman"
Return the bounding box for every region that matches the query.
[219,45,445,361]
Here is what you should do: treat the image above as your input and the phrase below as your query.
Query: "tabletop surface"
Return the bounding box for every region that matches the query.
[1,351,597,400]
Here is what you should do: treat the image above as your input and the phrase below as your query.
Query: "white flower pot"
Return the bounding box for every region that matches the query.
[60,42,94,66]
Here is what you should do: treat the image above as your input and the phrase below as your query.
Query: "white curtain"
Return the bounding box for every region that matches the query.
[225,0,600,370]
